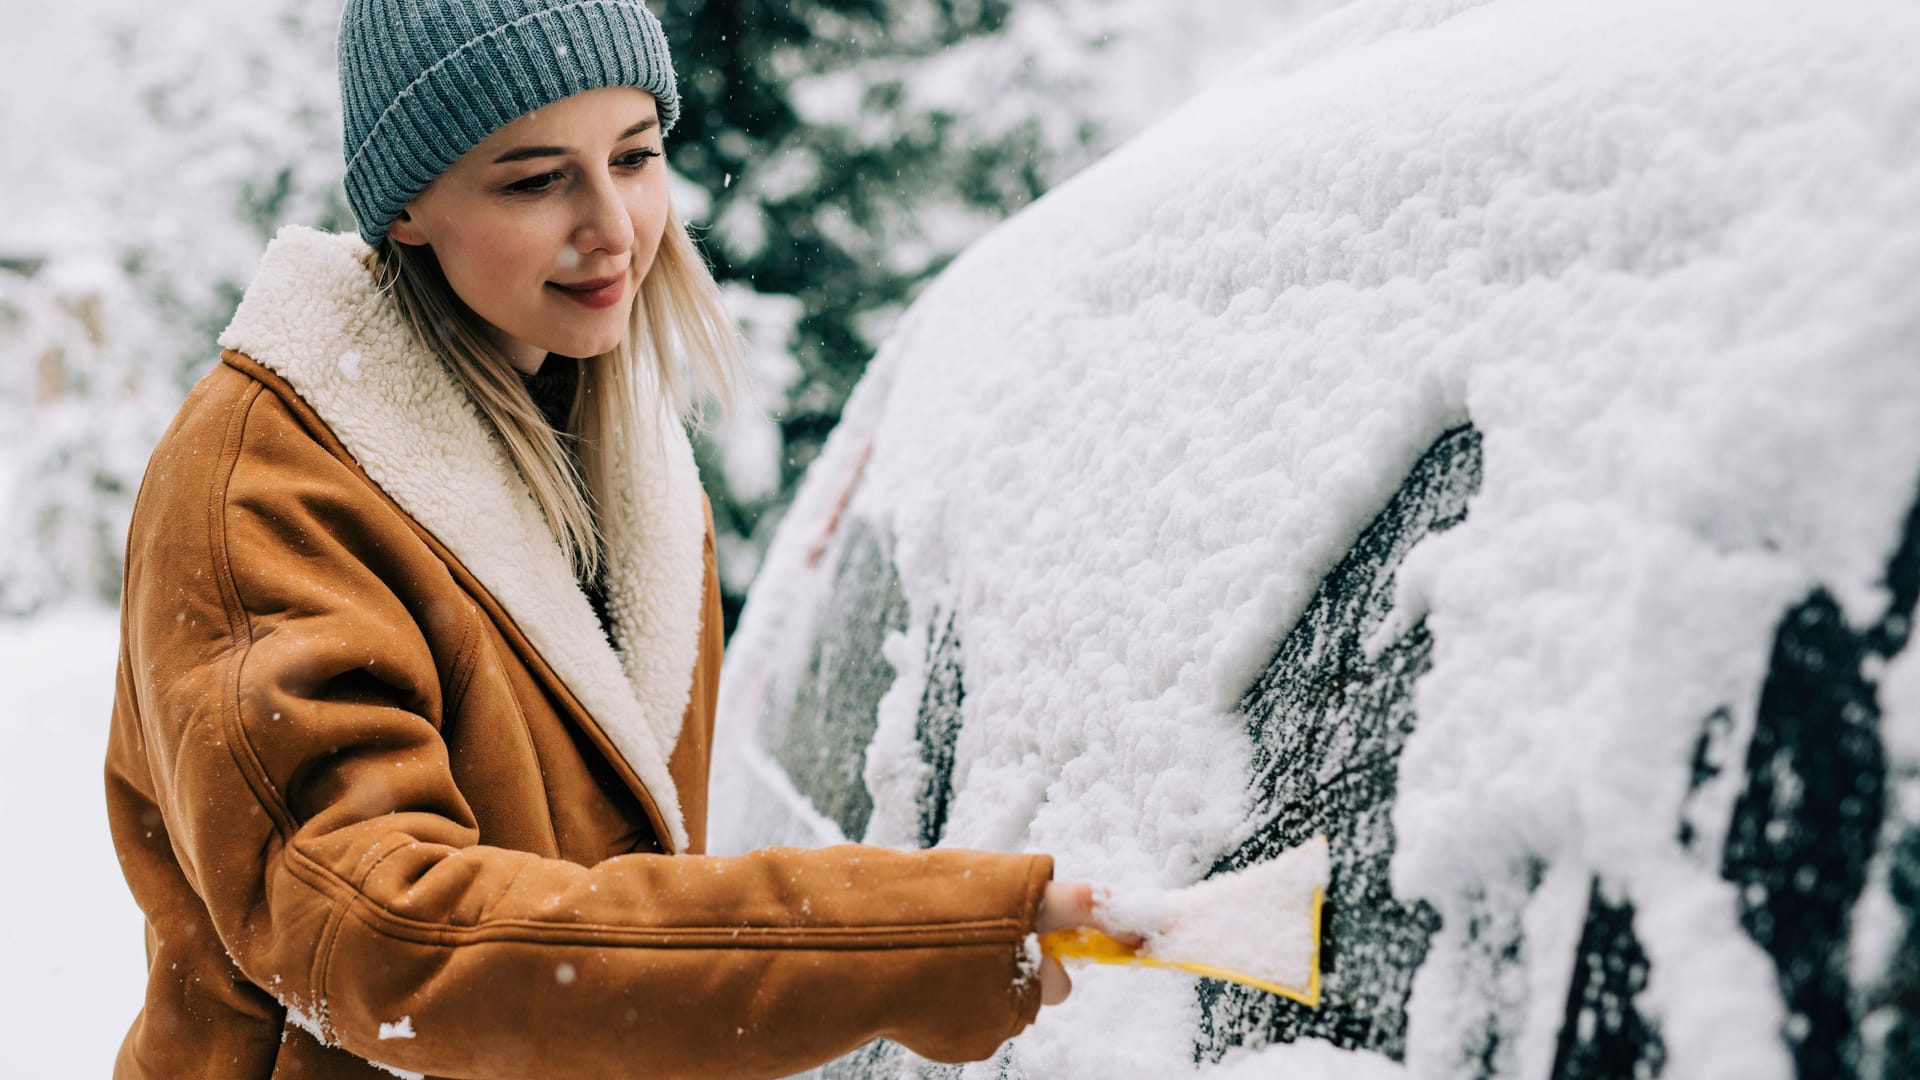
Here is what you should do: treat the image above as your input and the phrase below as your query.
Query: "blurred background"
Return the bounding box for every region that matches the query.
[1,0,1343,633]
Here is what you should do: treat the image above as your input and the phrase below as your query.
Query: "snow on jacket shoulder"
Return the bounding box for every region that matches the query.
[104,226,1052,1079]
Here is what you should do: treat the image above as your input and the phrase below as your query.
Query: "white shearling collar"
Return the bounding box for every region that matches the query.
[219,225,703,852]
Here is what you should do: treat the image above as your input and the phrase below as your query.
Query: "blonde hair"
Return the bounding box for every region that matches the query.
[366,203,743,579]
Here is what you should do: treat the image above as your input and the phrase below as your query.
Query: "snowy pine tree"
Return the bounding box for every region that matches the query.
[1,0,1335,619]
[0,0,347,614]
[664,0,1339,629]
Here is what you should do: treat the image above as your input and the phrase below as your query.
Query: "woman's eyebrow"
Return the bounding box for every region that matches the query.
[490,117,660,164]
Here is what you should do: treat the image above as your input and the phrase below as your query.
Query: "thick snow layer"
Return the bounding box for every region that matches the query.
[0,608,146,1075]
[717,0,1920,1076]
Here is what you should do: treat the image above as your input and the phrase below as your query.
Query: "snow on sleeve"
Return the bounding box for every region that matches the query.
[1017,932,1043,987]
[377,1017,416,1041]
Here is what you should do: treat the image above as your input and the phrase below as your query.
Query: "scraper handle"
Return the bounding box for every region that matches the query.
[1038,927,1143,963]
[1038,889,1326,1008]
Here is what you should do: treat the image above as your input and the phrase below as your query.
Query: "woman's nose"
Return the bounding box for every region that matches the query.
[572,172,633,256]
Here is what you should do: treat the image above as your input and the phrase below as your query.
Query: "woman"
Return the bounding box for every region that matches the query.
[105,1,1102,1075]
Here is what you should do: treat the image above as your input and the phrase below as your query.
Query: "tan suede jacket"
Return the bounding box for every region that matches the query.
[105,227,1052,1078]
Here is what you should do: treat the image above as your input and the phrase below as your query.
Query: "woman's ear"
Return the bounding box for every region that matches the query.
[387,208,429,247]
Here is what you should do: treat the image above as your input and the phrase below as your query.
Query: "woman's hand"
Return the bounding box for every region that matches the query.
[1034,881,1097,1006]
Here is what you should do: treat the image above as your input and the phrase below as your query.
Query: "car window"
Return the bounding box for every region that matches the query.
[1198,423,1477,1062]
[1709,485,1920,1080]
[755,436,1920,1080]
[1200,428,1920,1080]
[1550,881,1662,1078]
[913,612,966,849]
[761,517,909,842]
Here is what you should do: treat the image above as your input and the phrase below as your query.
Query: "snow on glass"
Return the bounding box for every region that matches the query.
[713,0,1920,1077]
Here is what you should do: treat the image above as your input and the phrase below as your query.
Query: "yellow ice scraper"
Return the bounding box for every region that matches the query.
[1039,834,1330,1007]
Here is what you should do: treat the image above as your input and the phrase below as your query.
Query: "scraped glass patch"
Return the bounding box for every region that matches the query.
[1197,425,1479,1061]
[1864,824,1920,1079]
[1857,489,1920,1080]
[1453,870,1541,1078]
[765,518,909,840]
[915,612,966,849]
[1717,481,1920,1080]
[1549,881,1666,1080]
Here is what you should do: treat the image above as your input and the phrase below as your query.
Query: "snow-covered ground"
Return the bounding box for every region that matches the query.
[0,608,146,1075]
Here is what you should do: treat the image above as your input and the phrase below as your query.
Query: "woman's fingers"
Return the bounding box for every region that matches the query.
[1035,880,1094,1008]
[1039,954,1073,1005]
[1037,880,1143,943]
[1035,881,1090,1008]
[1035,880,1095,934]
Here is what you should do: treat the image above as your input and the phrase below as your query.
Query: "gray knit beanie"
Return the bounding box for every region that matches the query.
[338,0,680,246]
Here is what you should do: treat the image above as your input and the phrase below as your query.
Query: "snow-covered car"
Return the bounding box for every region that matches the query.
[709,1,1920,1077]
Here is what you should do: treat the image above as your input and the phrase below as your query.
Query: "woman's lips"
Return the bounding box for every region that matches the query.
[548,273,626,310]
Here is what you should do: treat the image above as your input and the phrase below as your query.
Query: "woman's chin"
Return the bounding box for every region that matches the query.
[532,330,624,361]
[549,310,632,358]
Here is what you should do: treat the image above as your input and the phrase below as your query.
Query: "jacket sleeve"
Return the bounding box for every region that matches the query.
[122,376,1053,1079]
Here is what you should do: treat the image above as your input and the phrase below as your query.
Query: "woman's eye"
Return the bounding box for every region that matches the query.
[617,148,662,169]
[505,171,564,195]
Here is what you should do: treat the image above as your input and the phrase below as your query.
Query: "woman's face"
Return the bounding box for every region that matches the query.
[389,87,669,373]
